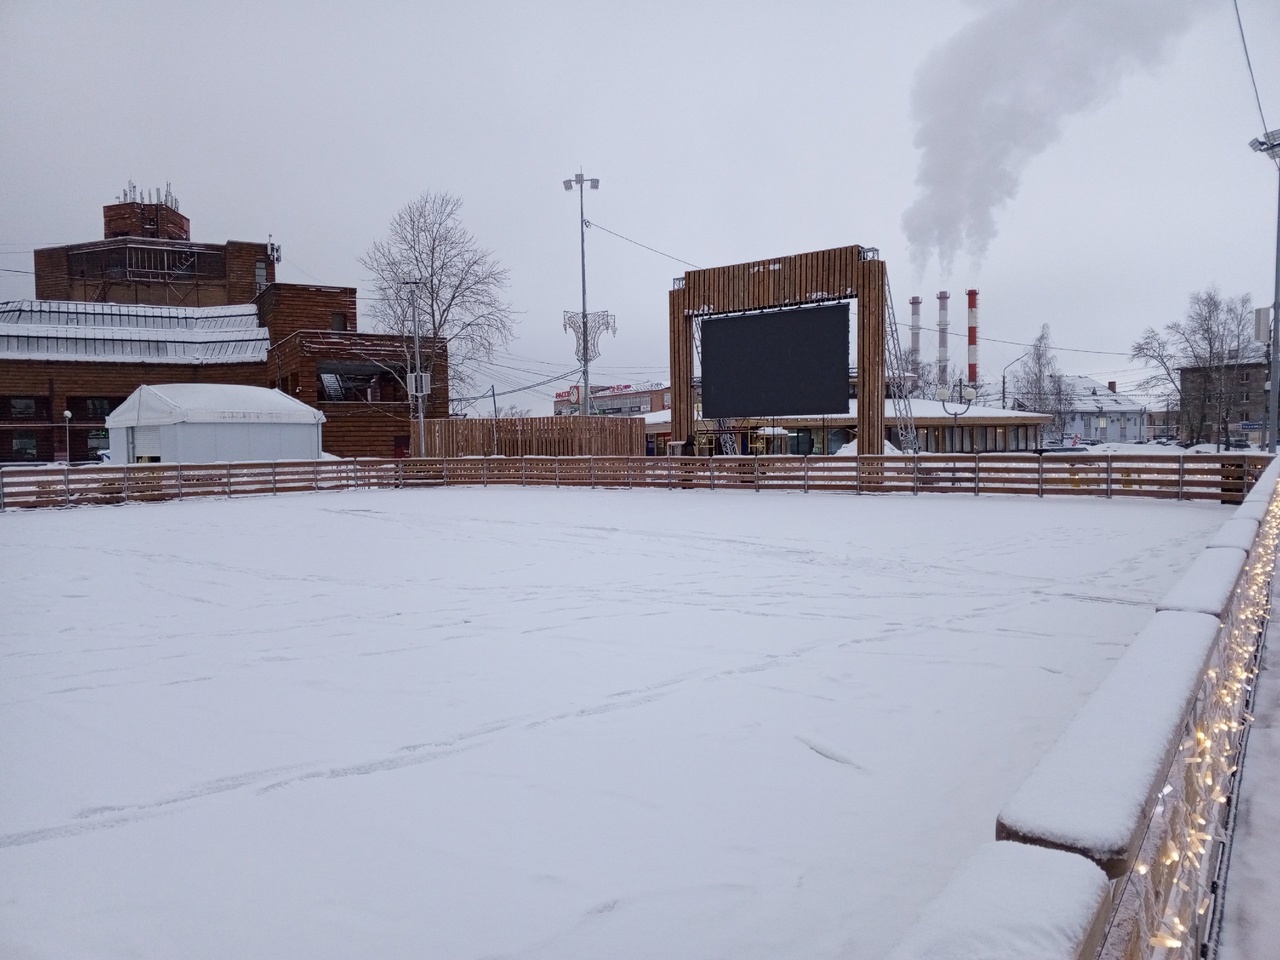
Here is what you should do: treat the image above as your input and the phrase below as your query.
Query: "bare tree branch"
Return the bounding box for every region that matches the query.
[359,192,516,418]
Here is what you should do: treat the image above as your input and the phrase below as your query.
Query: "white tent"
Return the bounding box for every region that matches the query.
[106,384,325,463]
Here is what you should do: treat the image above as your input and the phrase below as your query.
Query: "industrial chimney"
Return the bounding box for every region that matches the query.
[966,289,979,388]
[937,291,950,388]
[909,296,922,378]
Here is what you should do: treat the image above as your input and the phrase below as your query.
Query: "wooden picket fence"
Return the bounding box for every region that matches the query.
[0,453,1269,511]
[415,415,643,457]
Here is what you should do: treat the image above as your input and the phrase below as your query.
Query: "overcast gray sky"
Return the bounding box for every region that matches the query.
[2,0,1277,413]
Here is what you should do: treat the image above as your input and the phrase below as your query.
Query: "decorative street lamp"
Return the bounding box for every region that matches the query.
[937,381,977,453]
[1249,128,1280,453]
[63,409,72,463]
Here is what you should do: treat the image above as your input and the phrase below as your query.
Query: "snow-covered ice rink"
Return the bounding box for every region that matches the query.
[0,487,1234,959]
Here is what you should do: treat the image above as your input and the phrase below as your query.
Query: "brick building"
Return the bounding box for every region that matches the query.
[1178,361,1268,445]
[1,196,445,462]
[553,382,670,417]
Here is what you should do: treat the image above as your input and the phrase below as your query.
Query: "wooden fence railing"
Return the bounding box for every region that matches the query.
[0,453,1269,511]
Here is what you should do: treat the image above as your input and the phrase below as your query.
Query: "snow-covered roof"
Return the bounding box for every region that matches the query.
[0,299,268,364]
[105,384,325,427]
[1060,376,1145,414]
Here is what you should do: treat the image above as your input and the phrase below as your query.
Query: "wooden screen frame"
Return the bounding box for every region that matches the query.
[668,246,885,453]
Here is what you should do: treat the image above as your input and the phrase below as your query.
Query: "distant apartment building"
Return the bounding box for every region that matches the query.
[1059,376,1148,444]
[554,382,670,417]
[1178,360,1269,445]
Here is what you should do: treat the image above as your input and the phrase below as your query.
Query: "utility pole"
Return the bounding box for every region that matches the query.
[1249,130,1280,453]
[564,172,599,415]
[400,280,428,458]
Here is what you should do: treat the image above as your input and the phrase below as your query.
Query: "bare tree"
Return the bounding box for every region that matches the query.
[1011,324,1073,441]
[360,192,515,409]
[1131,288,1258,445]
[483,403,534,419]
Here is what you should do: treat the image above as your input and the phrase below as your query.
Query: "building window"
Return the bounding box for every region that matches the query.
[87,430,109,454]
[11,431,37,459]
[4,397,50,420]
[255,261,267,293]
[330,313,348,332]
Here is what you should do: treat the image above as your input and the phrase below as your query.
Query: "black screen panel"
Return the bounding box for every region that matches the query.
[701,304,850,418]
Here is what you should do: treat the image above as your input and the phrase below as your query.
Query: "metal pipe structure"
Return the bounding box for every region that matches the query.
[936,291,950,388]
[966,288,979,387]
[909,296,922,378]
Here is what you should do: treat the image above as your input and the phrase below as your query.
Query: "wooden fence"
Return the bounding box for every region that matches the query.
[414,416,644,457]
[0,453,1269,511]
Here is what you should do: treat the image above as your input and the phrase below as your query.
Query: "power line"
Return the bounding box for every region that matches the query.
[0,267,35,275]
[584,221,700,269]
[892,319,1132,357]
[1232,0,1279,169]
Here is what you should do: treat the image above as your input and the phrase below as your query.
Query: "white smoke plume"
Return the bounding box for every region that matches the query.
[903,0,1201,273]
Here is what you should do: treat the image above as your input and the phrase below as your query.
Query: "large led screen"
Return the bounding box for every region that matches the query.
[700,303,850,418]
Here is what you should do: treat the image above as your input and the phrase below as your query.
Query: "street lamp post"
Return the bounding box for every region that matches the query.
[1001,353,1028,409]
[62,409,72,462]
[398,279,429,458]
[1249,129,1280,453]
[563,172,599,415]
[937,381,977,452]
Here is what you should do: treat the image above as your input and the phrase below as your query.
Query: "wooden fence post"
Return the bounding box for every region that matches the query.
[803,457,809,493]
[912,456,919,496]
[754,456,760,492]
[482,458,488,487]
[1105,455,1112,499]
[1037,456,1044,498]
[589,456,595,488]
[443,459,450,485]
[709,458,715,490]
[555,459,560,488]
[271,462,277,495]
[226,462,232,498]
[667,457,673,490]
[0,469,5,512]
[521,457,527,487]
[177,463,183,500]
[1178,457,1185,500]
[123,463,130,502]
[855,456,863,495]
[313,459,319,491]
[973,455,979,496]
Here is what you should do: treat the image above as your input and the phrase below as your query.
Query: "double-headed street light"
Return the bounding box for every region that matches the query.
[937,380,977,453]
[1249,128,1280,453]
[564,172,599,415]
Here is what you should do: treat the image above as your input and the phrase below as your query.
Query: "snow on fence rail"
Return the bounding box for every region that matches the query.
[889,456,1280,960]
[0,453,1270,511]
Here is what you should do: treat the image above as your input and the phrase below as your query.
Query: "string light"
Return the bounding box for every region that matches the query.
[1110,490,1280,958]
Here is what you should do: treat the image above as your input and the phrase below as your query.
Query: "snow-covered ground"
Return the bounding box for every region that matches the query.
[0,488,1235,959]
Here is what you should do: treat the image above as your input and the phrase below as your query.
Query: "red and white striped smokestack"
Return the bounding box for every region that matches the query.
[966,288,979,387]
[909,296,922,377]
[937,291,950,387]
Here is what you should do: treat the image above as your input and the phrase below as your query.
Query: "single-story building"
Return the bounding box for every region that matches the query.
[640,399,1051,455]
[106,383,325,463]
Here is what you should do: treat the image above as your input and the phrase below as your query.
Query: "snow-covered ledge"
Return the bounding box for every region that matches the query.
[889,455,1280,960]
[886,843,1112,960]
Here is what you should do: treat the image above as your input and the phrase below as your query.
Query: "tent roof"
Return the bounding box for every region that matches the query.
[105,384,325,427]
